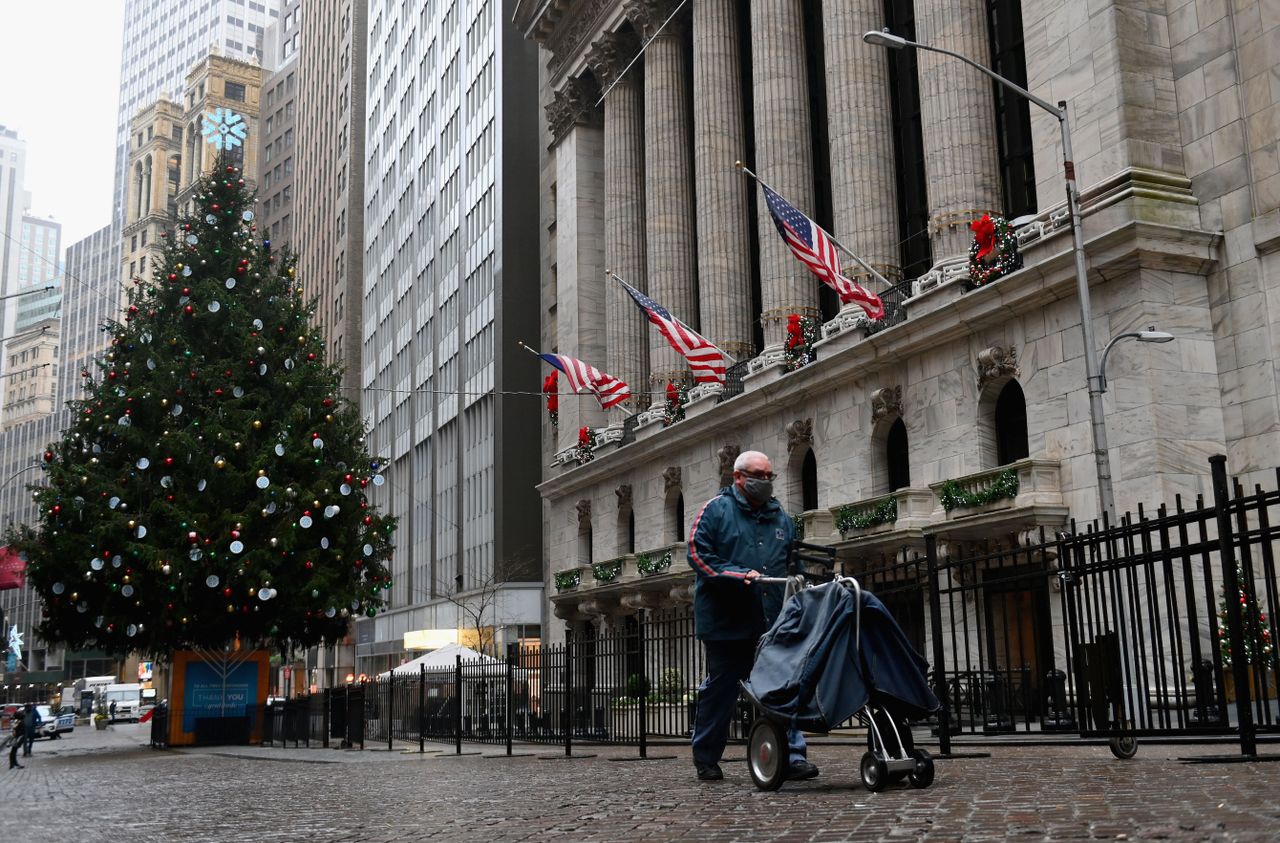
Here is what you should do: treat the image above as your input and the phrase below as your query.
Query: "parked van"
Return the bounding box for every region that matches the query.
[104,683,143,721]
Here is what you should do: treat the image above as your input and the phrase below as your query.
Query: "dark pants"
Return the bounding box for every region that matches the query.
[691,638,806,767]
[8,739,19,768]
[23,729,35,755]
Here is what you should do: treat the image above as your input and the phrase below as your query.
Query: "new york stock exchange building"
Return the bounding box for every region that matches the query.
[511,0,1280,722]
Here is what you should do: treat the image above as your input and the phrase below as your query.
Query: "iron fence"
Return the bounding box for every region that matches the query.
[154,455,1280,761]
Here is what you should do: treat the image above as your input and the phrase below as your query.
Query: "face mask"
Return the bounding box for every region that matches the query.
[742,476,773,503]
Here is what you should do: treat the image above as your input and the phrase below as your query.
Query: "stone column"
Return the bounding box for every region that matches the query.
[692,0,754,362]
[546,76,608,450]
[824,1,901,295]
[587,32,649,412]
[751,0,819,350]
[915,0,1003,261]
[626,0,697,391]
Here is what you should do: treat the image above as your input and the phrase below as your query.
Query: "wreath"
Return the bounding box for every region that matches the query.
[663,381,688,427]
[783,313,819,372]
[968,214,1022,287]
[574,425,597,464]
[542,372,559,428]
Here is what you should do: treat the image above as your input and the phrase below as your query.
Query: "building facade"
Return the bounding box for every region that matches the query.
[516,0,1280,667]
[358,0,543,676]
[2,319,59,430]
[257,0,302,250]
[0,126,31,402]
[113,0,281,228]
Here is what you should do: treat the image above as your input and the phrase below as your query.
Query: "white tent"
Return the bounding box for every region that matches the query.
[379,643,502,677]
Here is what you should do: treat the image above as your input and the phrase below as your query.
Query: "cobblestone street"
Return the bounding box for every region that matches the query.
[4,723,1280,842]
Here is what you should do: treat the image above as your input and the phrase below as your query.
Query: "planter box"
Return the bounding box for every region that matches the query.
[1223,665,1278,703]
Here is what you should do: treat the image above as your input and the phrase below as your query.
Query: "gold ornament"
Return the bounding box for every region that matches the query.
[127,520,137,529]
[233,441,242,450]
[252,420,263,430]
[257,469,266,476]
[215,458,227,469]
[325,414,334,424]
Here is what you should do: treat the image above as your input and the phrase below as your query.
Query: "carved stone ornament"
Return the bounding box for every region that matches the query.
[871,386,904,424]
[976,345,1020,390]
[585,30,641,90]
[544,75,601,145]
[662,465,682,495]
[615,483,633,510]
[575,498,592,523]
[545,0,614,77]
[786,418,814,454]
[716,444,740,487]
[624,0,687,39]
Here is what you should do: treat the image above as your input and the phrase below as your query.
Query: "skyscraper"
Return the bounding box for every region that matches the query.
[0,126,31,383]
[359,0,542,673]
[112,0,281,227]
[257,0,302,250]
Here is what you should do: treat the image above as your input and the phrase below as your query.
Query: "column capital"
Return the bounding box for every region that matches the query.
[585,30,642,91]
[545,75,602,145]
[623,0,686,40]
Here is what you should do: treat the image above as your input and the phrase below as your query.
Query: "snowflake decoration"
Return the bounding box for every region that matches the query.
[201,108,248,151]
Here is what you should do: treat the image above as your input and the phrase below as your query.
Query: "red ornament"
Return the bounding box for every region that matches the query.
[43,450,54,462]
[164,457,174,466]
[363,516,373,526]
[184,305,194,315]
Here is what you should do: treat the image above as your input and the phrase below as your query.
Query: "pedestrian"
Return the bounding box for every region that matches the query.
[109,699,117,721]
[21,704,40,757]
[8,718,23,769]
[686,449,818,783]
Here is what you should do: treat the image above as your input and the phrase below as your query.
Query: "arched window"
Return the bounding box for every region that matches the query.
[132,162,144,221]
[671,493,684,543]
[995,380,1029,465]
[578,520,592,567]
[616,505,635,556]
[887,418,911,491]
[801,449,818,511]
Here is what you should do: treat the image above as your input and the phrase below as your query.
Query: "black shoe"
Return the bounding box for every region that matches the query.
[786,760,820,780]
[10,763,22,770]
[695,763,724,781]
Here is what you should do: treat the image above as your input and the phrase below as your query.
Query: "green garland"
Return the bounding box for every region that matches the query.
[662,382,689,427]
[836,496,899,534]
[783,315,820,372]
[635,550,673,576]
[591,559,623,583]
[937,468,1019,512]
[554,569,582,591]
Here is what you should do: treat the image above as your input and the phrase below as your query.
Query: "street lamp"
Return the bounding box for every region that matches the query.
[863,28,1119,522]
[1098,328,1175,393]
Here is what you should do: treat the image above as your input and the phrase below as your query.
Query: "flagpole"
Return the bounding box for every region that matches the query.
[734,160,893,289]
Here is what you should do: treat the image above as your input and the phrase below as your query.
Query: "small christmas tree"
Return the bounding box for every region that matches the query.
[1218,563,1275,668]
[6,160,395,657]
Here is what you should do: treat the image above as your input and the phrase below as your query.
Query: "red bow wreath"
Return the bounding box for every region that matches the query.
[542,372,559,414]
[785,313,805,351]
[578,426,591,448]
[665,382,680,404]
[970,214,997,262]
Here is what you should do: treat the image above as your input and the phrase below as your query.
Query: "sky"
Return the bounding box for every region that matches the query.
[0,1,127,249]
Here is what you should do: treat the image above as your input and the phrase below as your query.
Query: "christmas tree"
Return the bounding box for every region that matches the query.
[5,161,395,657]
[1218,563,1275,668]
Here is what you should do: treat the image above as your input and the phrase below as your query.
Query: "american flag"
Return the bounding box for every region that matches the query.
[538,353,631,409]
[616,278,728,385]
[762,183,885,320]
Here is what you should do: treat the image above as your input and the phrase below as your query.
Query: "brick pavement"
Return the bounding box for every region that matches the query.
[4,724,1280,842]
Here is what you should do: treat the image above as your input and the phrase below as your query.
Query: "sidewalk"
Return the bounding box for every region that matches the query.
[5,731,1280,841]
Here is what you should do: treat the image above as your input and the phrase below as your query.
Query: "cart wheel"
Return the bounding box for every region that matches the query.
[748,719,788,791]
[908,748,935,788]
[860,751,889,792]
[1108,735,1137,759]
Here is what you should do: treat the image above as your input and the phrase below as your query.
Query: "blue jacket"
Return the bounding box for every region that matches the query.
[687,485,796,641]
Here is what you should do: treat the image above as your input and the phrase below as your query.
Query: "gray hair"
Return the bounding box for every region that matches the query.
[733,450,770,472]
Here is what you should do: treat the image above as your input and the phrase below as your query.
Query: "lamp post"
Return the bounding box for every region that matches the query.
[864,29,1117,522]
[1098,328,1174,393]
